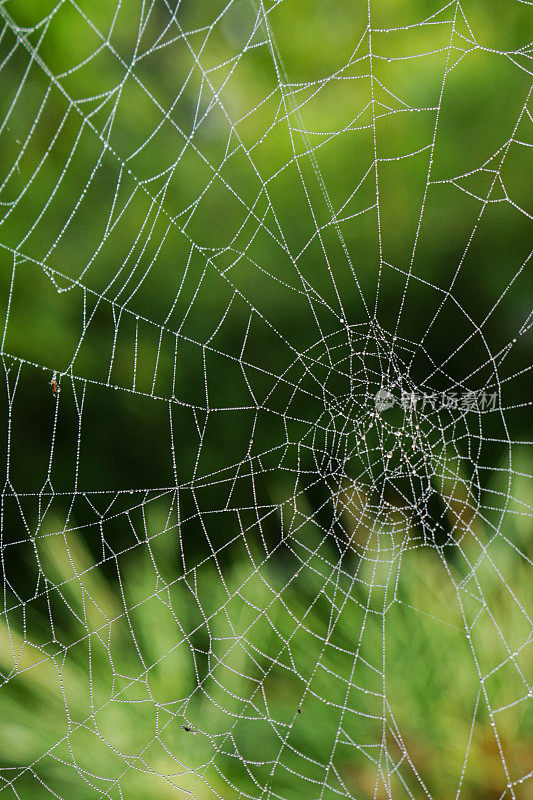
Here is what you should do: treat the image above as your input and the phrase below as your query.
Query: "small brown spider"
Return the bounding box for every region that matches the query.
[181,724,197,734]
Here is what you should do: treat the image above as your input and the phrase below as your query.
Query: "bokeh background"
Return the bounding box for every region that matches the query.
[0,0,532,798]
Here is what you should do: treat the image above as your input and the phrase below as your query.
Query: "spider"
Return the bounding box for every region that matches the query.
[181,724,197,734]
[51,372,59,394]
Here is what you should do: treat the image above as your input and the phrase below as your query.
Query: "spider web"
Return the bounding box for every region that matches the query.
[0,0,532,798]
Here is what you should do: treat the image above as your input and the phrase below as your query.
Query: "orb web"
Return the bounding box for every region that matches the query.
[0,1,532,799]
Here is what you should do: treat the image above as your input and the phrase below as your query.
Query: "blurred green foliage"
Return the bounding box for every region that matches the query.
[0,455,531,798]
[0,0,532,797]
